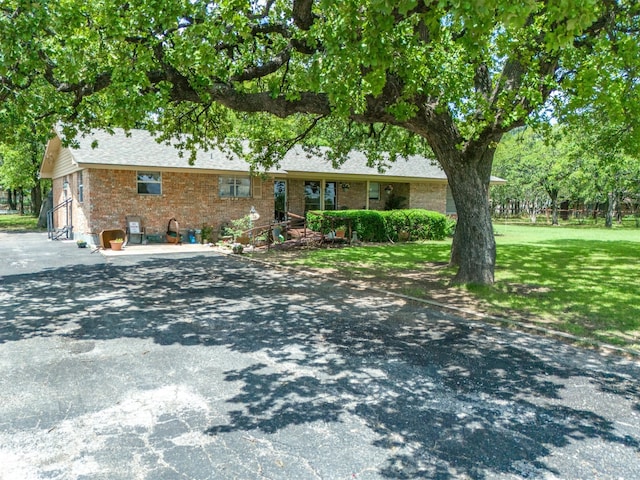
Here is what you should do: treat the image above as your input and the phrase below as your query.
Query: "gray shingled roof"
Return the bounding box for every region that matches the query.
[68,128,260,173]
[281,145,447,179]
[67,128,450,180]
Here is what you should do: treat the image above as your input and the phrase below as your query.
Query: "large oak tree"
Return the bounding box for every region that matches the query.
[1,0,639,284]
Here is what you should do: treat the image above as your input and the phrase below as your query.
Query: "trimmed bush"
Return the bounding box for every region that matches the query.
[383,209,453,241]
[306,209,454,242]
[307,210,386,241]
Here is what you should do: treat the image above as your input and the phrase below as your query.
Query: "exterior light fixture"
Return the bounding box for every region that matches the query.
[249,206,260,221]
[248,206,260,236]
[384,184,393,195]
[341,183,350,191]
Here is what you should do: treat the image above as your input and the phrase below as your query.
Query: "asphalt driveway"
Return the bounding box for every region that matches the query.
[1,232,639,479]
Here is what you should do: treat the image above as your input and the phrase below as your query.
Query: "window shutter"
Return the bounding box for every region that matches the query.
[252,177,262,199]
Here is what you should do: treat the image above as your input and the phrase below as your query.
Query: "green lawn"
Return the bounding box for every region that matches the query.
[262,224,640,351]
[0,214,40,231]
[486,224,640,348]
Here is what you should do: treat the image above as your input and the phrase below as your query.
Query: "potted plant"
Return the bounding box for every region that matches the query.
[201,224,219,244]
[231,243,244,254]
[223,215,252,245]
[76,239,88,248]
[109,237,124,251]
[254,231,269,247]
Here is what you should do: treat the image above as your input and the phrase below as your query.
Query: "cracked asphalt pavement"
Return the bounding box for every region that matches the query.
[1,232,639,479]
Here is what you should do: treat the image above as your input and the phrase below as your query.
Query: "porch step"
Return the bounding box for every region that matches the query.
[51,226,72,240]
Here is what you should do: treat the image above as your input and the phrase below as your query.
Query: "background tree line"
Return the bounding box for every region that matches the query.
[491,119,640,228]
[0,136,48,216]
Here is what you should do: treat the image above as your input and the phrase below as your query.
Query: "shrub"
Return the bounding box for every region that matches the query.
[307,210,386,241]
[382,209,453,241]
[306,209,454,242]
[222,215,251,240]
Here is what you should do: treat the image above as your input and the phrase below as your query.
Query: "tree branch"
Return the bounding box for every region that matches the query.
[249,0,277,20]
[230,48,292,82]
[280,114,326,150]
[292,0,314,30]
[209,88,331,118]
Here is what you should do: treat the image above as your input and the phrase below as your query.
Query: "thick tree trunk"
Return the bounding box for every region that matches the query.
[447,150,496,285]
[422,114,500,285]
[30,183,43,217]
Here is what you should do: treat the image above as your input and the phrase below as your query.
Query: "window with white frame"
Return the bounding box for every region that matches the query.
[137,171,162,195]
[369,182,380,200]
[219,175,251,198]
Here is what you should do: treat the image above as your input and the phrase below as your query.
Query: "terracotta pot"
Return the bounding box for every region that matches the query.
[109,240,124,251]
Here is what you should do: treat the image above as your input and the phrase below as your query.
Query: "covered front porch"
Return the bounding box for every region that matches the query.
[274,178,418,220]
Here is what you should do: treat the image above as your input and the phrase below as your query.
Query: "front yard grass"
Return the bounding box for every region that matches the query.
[258,224,640,352]
[0,214,40,231]
[481,224,640,349]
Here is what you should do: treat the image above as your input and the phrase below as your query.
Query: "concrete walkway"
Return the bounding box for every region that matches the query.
[98,241,218,257]
[1,232,639,479]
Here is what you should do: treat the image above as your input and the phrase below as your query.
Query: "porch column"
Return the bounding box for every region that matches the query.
[365,181,371,210]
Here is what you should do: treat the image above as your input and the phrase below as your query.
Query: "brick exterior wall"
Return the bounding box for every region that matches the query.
[409,182,447,212]
[78,169,274,240]
[286,179,306,217]
[55,169,448,242]
[336,181,400,210]
[338,182,368,210]
[340,182,411,210]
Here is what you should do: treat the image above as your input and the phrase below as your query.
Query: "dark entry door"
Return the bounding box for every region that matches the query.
[274,180,287,221]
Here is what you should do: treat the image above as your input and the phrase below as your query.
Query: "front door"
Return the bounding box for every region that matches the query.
[274,180,287,221]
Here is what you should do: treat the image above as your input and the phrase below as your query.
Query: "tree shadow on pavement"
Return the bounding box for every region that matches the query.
[1,254,639,479]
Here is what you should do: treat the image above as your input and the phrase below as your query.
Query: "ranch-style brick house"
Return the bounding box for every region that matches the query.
[40,127,478,244]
